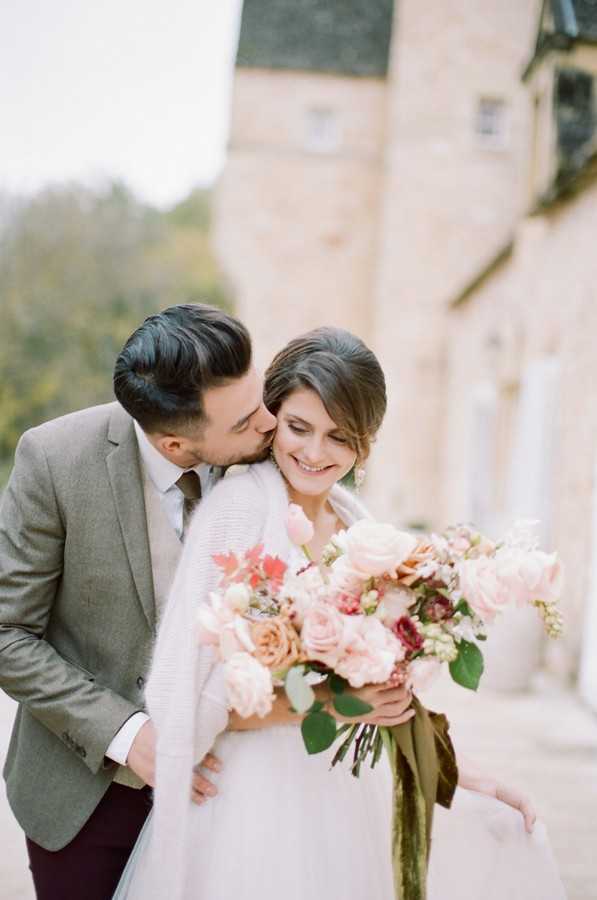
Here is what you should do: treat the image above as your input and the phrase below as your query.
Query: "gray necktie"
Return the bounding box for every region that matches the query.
[176,470,202,538]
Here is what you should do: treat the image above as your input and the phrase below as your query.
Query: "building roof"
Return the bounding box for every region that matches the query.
[523,0,597,79]
[235,0,394,78]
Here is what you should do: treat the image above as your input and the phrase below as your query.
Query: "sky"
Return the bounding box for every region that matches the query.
[1,0,243,208]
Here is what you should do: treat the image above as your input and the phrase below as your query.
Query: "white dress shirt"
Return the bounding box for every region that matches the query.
[105,422,214,766]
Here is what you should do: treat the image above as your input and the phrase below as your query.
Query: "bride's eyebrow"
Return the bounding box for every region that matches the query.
[285,414,311,426]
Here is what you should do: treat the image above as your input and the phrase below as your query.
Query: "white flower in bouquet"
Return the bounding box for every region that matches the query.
[502,518,541,552]
[279,565,327,626]
[449,614,482,643]
[344,520,418,578]
[223,582,252,614]
[196,592,234,646]
[420,623,458,663]
[335,616,404,688]
[219,616,256,661]
[224,651,274,718]
[360,589,380,615]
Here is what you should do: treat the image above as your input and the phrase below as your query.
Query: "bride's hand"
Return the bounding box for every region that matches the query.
[339,681,415,727]
[458,757,537,833]
[494,781,537,834]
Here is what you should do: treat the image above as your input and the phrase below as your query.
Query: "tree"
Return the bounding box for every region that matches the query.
[0,180,232,467]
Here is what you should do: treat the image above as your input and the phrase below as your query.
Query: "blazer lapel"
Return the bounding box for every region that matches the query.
[106,404,156,632]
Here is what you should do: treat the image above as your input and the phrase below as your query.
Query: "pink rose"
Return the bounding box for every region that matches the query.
[301,602,346,668]
[329,555,367,596]
[286,503,315,546]
[224,652,274,718]
[457,556,511,624]
[344,520,418,578]
[335,617,404,688]
[495,548,564,607]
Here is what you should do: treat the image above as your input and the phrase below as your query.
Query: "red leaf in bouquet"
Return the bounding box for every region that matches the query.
[263,554,288,588]
[212,552,239,578]
[244,544,265,566]
[249,571,262,589]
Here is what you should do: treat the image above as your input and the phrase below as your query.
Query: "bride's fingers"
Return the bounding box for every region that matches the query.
[192,771,218,798]
[496,784,536,833]
[199,753,222,773]
[370,709,415,726]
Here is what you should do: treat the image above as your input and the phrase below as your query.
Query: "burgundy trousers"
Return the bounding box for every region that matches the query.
[26,783,152,900]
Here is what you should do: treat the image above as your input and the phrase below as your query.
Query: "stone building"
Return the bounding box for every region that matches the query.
[213,0,597,691]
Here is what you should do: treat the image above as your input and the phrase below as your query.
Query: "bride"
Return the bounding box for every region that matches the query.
[114,327,565,900]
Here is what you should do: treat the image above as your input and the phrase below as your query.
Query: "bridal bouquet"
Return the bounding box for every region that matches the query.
[197,508,563,766]
[197,508,563,900]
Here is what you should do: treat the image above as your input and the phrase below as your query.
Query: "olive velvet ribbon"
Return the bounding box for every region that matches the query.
[381,696,458,900]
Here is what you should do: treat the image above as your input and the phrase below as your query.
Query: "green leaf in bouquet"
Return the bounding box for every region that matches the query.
[454,598,473,617]
[301,711,338,754]
[332,693,374,718]
[449,639,484,690]
[285,665,315,713]
[329,674,347,695]
[308,700,325,714]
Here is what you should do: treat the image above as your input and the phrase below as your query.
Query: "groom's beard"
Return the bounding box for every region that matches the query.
[186,433,274,468]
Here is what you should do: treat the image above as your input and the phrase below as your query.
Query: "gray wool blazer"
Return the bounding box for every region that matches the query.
[0,402,158,850]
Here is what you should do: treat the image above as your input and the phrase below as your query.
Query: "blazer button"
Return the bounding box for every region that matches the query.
[136,676,145,690]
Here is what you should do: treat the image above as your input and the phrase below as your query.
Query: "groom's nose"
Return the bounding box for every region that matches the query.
[255,405,277,434]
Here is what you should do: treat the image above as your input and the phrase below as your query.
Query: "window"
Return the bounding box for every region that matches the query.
[555,67,595,163]
[304,107,340,154]
[475,97,508,150]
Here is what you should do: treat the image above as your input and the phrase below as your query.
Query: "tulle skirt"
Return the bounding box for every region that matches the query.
[114,724,566,900]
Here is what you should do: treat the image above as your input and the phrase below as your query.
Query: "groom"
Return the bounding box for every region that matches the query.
[0,303,277,900]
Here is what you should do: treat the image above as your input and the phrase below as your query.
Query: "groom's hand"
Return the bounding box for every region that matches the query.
[127,720,157,786]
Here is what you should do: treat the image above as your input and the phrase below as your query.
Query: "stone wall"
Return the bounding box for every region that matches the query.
[212,67,387,370]
[440,180,597,680]
[367,0,539,526]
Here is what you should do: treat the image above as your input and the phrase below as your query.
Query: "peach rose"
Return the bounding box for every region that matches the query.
[250,616,301,671]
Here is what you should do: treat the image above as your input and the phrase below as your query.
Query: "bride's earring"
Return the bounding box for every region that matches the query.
[354,463,366,492]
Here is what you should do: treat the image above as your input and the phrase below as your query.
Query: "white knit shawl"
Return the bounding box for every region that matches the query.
[134,461,369,899]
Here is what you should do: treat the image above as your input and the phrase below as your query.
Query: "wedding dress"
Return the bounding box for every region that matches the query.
[113,462,566,900]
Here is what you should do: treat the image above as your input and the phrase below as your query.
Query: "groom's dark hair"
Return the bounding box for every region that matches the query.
[113,303,252,433]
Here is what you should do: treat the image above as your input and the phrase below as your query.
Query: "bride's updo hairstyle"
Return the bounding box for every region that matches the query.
[264,327,386,463]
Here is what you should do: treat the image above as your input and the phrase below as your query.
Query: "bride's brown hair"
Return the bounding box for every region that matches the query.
[264,327,387,462]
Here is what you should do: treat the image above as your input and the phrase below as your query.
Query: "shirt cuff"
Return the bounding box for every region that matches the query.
[105,712,150,766]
